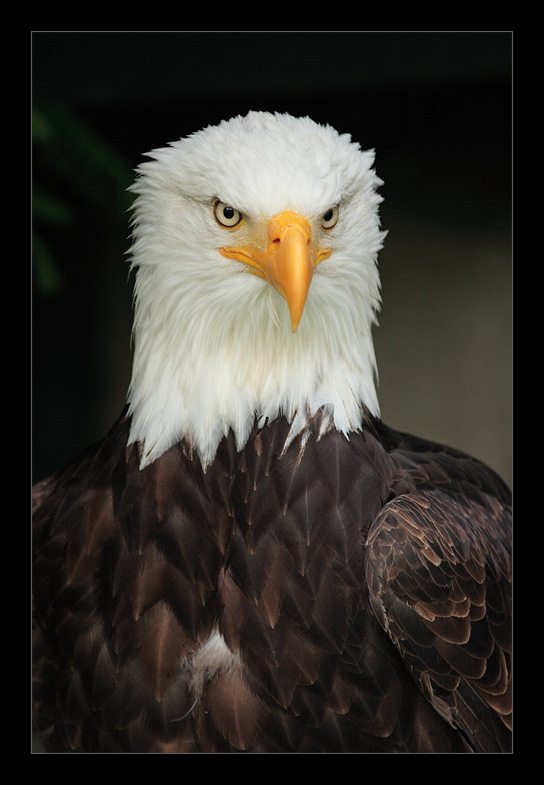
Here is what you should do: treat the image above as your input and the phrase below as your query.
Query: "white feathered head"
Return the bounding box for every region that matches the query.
[127,111,386,468]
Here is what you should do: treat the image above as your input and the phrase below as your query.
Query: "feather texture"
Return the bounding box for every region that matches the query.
[33,411,511,752]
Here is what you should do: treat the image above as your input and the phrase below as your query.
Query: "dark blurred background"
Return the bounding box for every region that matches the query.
[32,31,512,488]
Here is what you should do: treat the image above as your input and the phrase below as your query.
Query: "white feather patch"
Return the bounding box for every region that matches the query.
[185,629,241,699]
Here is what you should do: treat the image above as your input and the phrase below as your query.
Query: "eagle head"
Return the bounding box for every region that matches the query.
[126,111,386,468]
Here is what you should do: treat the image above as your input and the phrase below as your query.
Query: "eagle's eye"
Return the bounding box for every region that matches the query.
[321,205,339,230]
[214,199,243,228]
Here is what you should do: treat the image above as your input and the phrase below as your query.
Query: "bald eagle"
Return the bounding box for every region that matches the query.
[32,112,511,753]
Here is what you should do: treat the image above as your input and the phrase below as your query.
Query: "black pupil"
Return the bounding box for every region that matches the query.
[223,206,235,220]
[324,209,333,222]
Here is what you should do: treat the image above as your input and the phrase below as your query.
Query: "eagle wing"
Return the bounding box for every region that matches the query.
[364,438,512,753]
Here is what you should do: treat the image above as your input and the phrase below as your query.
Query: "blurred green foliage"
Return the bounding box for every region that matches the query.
[32,102,134,296]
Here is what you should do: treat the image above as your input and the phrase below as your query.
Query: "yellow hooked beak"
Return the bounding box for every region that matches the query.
[219,211,331,332]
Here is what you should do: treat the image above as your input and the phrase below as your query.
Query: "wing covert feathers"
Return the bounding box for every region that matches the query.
[365,429,512,752]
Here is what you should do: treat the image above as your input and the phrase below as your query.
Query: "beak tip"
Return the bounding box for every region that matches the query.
[288,306,304,333]
[290,317,301,333]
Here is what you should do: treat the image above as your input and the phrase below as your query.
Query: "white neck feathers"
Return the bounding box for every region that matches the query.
[127,264,381,469]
